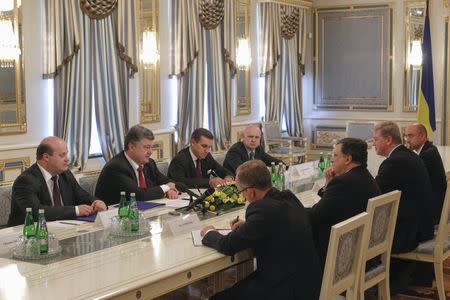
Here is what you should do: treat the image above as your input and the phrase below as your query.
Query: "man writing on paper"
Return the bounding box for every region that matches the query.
[8,137,107,226]
[200,160,322,300]
[308,138,380,268]
[95,125,178,205]
[223,124,282,174]
[168,128,233,188]
[405,123,447,225]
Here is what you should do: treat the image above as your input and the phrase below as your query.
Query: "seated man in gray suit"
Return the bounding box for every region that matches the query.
[8,137,107,226]
[223,124,282,174]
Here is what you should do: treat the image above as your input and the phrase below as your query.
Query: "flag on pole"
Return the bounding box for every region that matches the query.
[417,0,436,135]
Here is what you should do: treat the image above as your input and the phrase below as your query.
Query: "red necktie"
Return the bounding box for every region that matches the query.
[195,159,202,178]
[51,176,62,206]
[138,166,147,188]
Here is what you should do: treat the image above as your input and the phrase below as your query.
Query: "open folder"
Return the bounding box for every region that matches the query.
[191,229,232,246]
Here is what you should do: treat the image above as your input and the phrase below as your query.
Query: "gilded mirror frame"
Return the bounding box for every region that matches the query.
[235,0,251,116]
[138,0,160,123]
[403,1,425,112]
[0,0,26,135]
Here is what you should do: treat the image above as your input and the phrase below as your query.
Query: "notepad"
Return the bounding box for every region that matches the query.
[191,229,232,246]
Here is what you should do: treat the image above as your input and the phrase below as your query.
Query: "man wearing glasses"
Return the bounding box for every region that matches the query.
[168,128,233,188]
[200,160,322,300]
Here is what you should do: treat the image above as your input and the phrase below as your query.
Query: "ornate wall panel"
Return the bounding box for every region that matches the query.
[311,125,346,150]
[313,5,393,111]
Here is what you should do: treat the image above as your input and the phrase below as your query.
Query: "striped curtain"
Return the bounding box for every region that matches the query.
[258,3,306,137]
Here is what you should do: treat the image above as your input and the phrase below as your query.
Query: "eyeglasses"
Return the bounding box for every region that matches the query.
[237,186,254,194]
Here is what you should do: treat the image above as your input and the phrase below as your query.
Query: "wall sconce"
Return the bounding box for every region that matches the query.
[236,37,251,70]
[141,30,159,69]
[408,40,422,68]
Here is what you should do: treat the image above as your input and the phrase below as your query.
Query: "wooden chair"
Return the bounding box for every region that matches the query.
[359,190,401,300]
[319,212,370,300]
[391,178,450,300]
[261,121,307,166]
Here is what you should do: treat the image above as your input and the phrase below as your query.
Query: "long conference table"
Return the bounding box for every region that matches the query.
[1,146,450,299]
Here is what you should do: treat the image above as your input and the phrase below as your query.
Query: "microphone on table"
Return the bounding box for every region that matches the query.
[175,187,215,212]
[175,182,200,199]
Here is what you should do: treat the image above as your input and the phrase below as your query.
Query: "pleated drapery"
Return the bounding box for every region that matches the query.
[258,2,306,137]
[42,0,137,169]
[170,0,235,150]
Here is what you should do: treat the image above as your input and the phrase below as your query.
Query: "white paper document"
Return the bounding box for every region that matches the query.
[150,199,190,208]
[191,229,232,246]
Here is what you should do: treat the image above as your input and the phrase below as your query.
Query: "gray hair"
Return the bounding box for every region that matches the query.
[124,125,154,150]
[374,121,402,145]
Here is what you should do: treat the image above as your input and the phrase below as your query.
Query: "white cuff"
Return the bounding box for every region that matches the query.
[160,185,170,193]
[75,206,80,216]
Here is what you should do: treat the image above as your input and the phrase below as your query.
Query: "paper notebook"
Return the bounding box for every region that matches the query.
[191,229,232,246]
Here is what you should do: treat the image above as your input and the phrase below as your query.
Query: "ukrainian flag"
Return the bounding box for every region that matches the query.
[417,0,436,135]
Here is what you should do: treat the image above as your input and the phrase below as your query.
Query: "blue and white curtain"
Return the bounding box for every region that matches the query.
[42,0,137,169]
[170,0,236,150]
[258,2,306,137]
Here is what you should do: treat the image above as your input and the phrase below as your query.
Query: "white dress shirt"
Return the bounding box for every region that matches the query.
[124,152,169,193]
[37,163,80,216]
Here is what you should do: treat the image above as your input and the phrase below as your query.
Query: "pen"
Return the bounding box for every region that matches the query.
[232,216,239,225]
[59,221,79,226]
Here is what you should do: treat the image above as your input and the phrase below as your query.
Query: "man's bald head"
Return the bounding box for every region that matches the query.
[405,123,428,151]
[36,136,69,175]
[242,125,261,150]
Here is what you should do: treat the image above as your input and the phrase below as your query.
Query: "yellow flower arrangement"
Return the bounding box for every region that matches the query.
[203,181,246,212]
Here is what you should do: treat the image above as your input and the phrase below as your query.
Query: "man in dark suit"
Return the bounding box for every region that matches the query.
[168,128,233,188]
[95,125,178,205]
[374,121,434,293]
[223,124,282,174]
[200,160,322,300]
[8,137,107,226]
[308,138,380,268]
[405,123,447,225]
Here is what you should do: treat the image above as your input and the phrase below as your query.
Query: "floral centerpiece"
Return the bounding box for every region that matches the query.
[203,181,246,212]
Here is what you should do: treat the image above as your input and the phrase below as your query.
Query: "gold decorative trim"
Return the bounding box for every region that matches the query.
[0,157,30,185]
[235,0,251,116]
[152,140,164,162]
[256,0,312,9]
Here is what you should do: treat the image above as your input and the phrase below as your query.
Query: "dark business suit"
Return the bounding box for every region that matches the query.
[203,189,322,300]
[8,163,94,226]
[95,151,171,205]
[419,141,447,225]
[168,147,232,188]
[223,141,282,174]
[376,145,434,253]
[308,165,381,268]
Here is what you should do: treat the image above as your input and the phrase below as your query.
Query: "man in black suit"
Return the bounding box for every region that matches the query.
[200,160,322,300]
[8,137,107,226]
[168,128,233,188]
[374,121,434,293]
[308,138,380,268]
[405,123,447,225]
[95,125,178,205]
[223,124,282,174]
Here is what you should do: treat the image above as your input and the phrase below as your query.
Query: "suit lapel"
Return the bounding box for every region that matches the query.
[121,152,138,183]
[186,148,197,177]
[31,164,53,206]
[58,173,72,206]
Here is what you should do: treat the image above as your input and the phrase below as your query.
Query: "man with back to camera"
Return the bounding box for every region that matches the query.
[223,124,282,174]
[8,136,107,226]
[308,137,380,268]
[373,121,434,294]
[168,128,233,188]
[200,160,322,300]
[95,125,178,205]
[405,123,447,225]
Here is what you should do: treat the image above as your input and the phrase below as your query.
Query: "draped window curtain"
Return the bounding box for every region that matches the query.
[42,0,137,169]
[258,3,306,137]
[169,0,236,150]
